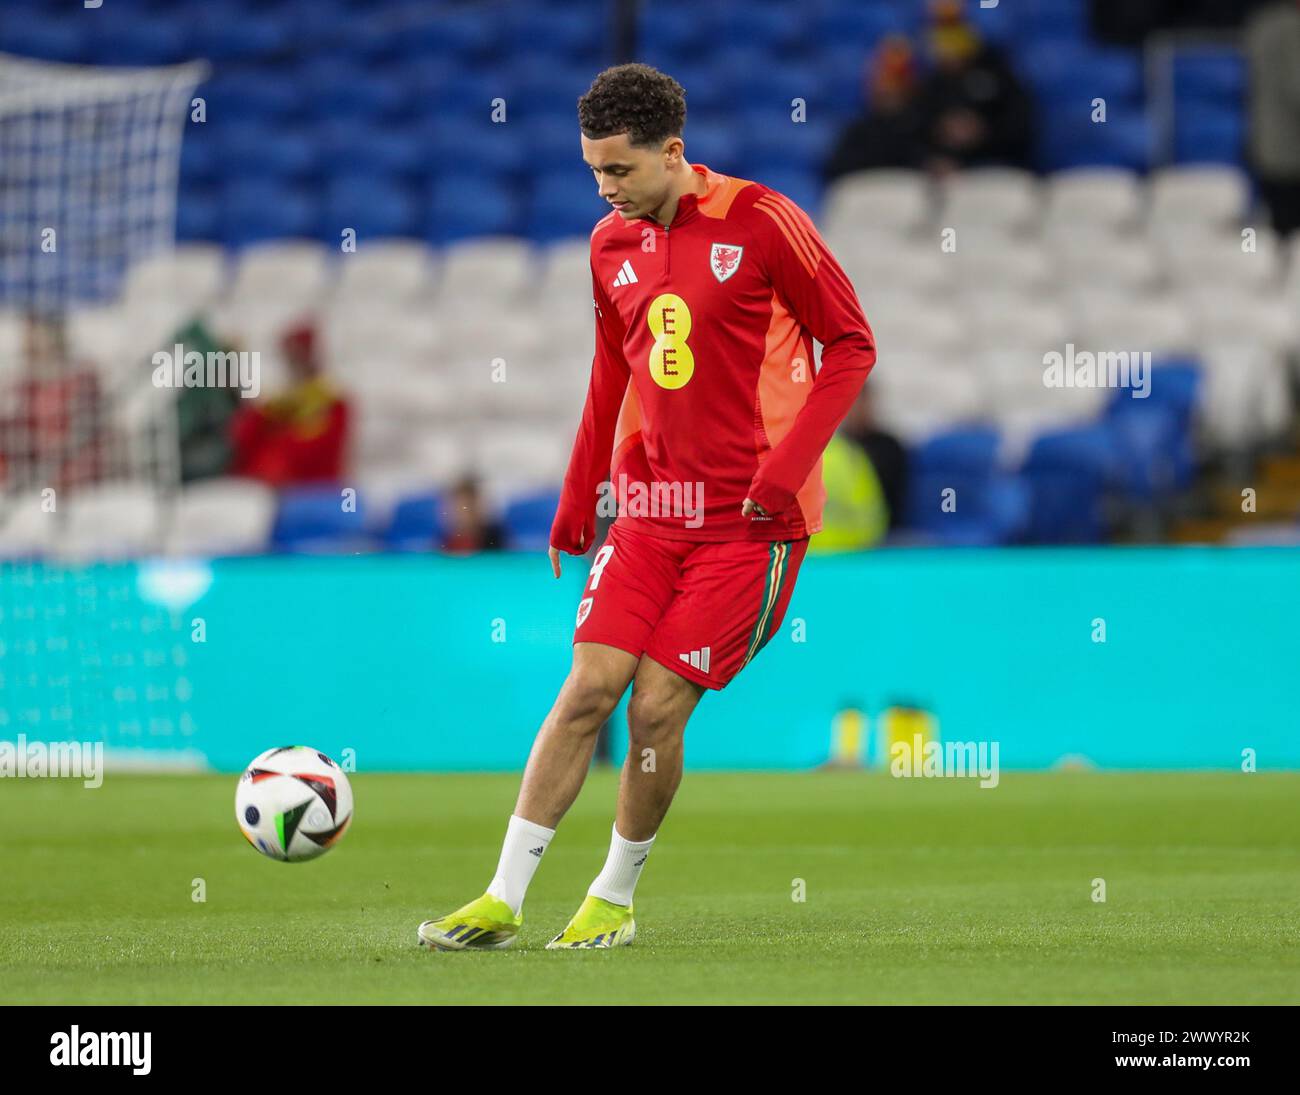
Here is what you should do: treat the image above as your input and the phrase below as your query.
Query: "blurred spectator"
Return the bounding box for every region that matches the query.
[0,312,106,493]
[440,475,509,553]
[809,432,889,553]
[824,36,927,182]
[1245,0,1300,237]
[172,318,241,483]
[916,0,1034,173]
[230,321,349,486]
[841,387,909,533]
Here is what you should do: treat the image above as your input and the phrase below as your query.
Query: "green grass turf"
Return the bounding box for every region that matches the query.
[1,770,1297,1004]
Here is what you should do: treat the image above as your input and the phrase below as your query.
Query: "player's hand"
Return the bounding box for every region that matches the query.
[741,497,768,518]
[548,532,585,578]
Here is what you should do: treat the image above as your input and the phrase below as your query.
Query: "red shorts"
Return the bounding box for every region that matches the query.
[572,521,810,690]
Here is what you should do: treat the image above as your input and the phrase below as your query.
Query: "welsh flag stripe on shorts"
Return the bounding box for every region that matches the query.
[743,541,788,668]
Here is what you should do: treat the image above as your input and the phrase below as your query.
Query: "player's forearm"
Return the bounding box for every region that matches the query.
[552,376,623,550]
[747,332,876,514]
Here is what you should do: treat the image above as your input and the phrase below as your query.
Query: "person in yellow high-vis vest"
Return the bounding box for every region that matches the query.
[810,431,889,554]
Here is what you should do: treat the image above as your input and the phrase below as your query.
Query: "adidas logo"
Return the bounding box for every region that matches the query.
[611,259,638,287]
[528,845,544,857]
[678,646,711,674]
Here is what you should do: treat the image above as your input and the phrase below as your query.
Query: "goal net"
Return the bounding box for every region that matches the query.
[0,54,209,770]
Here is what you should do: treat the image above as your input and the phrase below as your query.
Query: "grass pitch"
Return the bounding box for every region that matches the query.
[1,770,1296,1004]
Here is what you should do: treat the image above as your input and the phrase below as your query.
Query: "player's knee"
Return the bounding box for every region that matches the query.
[557,668,623,731]
[626,687,684,748]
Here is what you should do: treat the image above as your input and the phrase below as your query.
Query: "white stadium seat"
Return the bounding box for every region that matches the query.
[56,481,162,561]
[962,292,1073,352]
[939,168,1041,234]
[1043,167,1143,233]
[1071,291,1194,357]
[165,477,276,556]
[1153,227,1283,294]
[432,238,535,317]
[1198,343,1293,449]
[0,490,62,558]
[1057,235,1161,293]
[332,239,437,307]
[124,244,227,326]
[947,230,1054,291]
[228,240,332,320]
[869,351,987,442]
[823,170,933,241]
[841,234,954,296]
[1149,165,1250,233]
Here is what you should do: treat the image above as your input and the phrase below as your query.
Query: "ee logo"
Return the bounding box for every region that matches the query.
[647,293,694,389]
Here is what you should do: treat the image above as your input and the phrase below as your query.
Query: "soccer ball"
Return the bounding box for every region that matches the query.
[235,746,353,862]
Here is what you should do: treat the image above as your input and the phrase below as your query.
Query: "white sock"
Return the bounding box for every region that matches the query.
[587,823,656,907]
[486,814,555,916]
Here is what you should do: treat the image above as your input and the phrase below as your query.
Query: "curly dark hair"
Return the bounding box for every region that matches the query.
[578,63,686,149]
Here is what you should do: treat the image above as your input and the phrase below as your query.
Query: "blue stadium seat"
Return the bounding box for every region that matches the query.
[502,489,562,552]
[526,171,610,244]
[1021,425,1116,544]
[384,492,445,553]
[1036,109,1152,171]
[816,4,913,52]
[176,187,222,242]
[510,67,595,122]
[194,10,295,61]
[423,117,529,179]
[326,174,422,240]
[309,68,412,122]
[222,180,322,247]
[1174,106,1245,165]
[398,7,503,64]
[681,118,745,177]
[1022,45,1143,108]
[506,7,604,62]
[740,119,837,178]
[526,117,593,175]
[411,68,518,125]
[272,486,374,553]
[0,20,86,63]
[818,44,874,117]
[179,125,220,187]
[319,121,428,179]
[637,6,719,65]
[218,122,321,180]
[732,64,830,128]
[1017,0,1089,40]
[90,17,190,65]
[903,428,1028,546]
[1173,51,1246,104]
[426,174,520,243]
[1102,361,1201,501]
[202,70,306,122]
[718,3,810,54]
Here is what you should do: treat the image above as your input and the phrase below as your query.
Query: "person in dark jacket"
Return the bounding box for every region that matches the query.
[824,35,928,183]
[915,0,1034,174]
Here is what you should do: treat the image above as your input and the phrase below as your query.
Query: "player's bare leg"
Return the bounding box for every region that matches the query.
[617,656,705,840]
[547,657,705,949]
[514,640,638,827]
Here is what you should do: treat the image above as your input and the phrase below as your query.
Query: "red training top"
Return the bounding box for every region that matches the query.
[551,162,876,548]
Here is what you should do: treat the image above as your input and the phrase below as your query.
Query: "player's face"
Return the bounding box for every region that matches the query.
[581,133,672,220]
